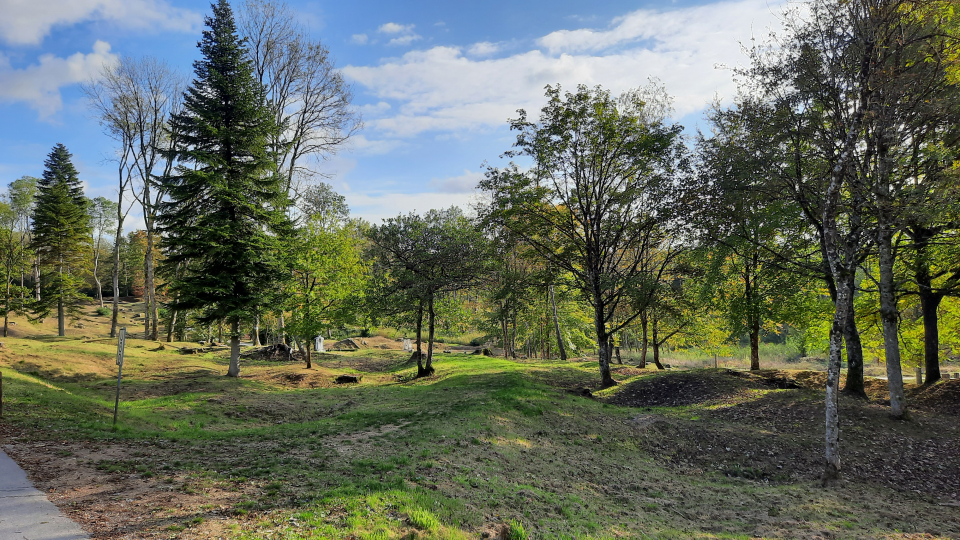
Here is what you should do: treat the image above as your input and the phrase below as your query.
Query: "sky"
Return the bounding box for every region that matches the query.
[0,0,788,227]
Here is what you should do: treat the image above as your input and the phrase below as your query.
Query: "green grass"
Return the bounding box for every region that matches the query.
[0,330,956,539]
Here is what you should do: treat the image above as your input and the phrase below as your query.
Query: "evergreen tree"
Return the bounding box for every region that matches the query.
[31,144,92,337]
[157,0,291,377]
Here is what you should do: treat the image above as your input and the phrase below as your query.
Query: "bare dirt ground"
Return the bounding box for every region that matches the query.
[607,370,960,502]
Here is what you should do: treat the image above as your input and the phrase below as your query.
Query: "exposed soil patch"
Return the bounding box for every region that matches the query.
[910,378,960,415]
[607,369,774,407]
[608,370,960,501]
[1,435,255,539]
[315,354,410,374]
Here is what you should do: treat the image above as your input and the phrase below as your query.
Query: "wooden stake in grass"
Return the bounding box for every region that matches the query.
[1,370,4,419]
[113,327,126,427]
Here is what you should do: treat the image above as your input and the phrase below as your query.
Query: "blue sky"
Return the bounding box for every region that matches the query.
[0,0,786,226]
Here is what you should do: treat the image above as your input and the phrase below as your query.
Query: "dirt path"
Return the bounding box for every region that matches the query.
[0,447,89,539]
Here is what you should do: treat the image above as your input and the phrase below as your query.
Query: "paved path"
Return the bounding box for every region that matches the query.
[0,448,89,540]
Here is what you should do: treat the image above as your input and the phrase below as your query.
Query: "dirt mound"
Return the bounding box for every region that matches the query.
[607,370,777,407]
[331,338,361,350]
[910,378,960,415]
[241,343,298,361]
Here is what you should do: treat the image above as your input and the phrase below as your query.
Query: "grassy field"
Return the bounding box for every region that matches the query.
[0,304,959,539]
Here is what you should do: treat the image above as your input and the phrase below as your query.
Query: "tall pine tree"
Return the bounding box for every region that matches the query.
[158,0,290,377]
[31,144,92,337]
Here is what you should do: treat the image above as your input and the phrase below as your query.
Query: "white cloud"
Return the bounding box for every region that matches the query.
[345,191,477,225]
[431,169,483,194]
[537,1,778,54]
[351,33,369,45]
[388,34,422,47]
[378,22,415,34]
[344,0,785,138]
[377,22,421,47]
[467,41,500,57]
[0,0,201,45]
[360,101,391,115]
[347,134,405,156]
[0,40,118,118]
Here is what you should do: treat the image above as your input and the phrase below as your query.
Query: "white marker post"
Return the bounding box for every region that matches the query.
[113,327,126,427]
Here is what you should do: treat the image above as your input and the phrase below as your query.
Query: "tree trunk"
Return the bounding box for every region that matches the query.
[143,292,150,339]
[594,313,616,388]
[93,257,103,308]
[501,307,510,359]
[144,240,159,340]
[877,229,907,418]
[253,314,262,347]
[305,338,312,369]
[227,319,241,377]
[749,321,760,371]
[57,296,64,337]
[4,279,9,338]
[419,295,436,377]
[33,254,40,302]
[640,312,648,368]
[920,291,942,384]
[823,289,846,486]
[597,332,615,388]
[651,318,665,370]
[510,313,518,358]
[840,273,867,397]
[414,299,424,366]
[166,309,177,343]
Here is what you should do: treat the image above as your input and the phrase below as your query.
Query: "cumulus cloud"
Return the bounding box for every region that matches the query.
[378,22,415,34]
[377,22,421,47]
[467,41,500,57]
[344,191,477,225]
[351,33,369,45]
[0,40,118,118]
[537,1,778,54]
[431,169,483,194]
[388,34,422,47]
[0,0,201,45]
[347,134,405,156]
[344,0,785,138]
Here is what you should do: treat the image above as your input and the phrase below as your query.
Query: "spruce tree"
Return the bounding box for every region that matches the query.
[31,144,92,336]
[158,0,290,376]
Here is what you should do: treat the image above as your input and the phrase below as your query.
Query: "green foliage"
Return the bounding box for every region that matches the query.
[505,519,528,540]
[30,144,92,335]
[286,216,368,363]
[95,306,111,316]
[158,0,291,328]
[407,507,440,531]
[480,83,688,383]
[366,207,491,372]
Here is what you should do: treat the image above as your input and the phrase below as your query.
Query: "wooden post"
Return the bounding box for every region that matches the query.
[915,367,923,386]
[113,327,126,427]
[1,370,4,419]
